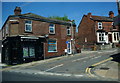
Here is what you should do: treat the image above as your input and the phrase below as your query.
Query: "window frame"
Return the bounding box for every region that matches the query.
[48,39,57,52]
[113,32,119,42]
[25,20,32,32]
[97,32,105,42]
[49,24,55,34]
[98,22,103,29]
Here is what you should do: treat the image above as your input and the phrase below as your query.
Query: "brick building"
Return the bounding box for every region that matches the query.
[77,11,120,50]
[1,7,76,65]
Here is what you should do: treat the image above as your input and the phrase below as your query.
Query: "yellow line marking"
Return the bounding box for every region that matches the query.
[92,57,113,67]
[85,57,113,77]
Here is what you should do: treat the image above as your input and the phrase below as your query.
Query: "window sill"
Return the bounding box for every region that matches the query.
[48,51,58,53]
[49,33,55,35]
[24,31,33,33]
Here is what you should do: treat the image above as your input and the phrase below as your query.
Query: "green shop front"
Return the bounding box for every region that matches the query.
[2,36,46,65]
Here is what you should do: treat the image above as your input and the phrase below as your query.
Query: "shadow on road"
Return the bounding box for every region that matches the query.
[110,53,120,63]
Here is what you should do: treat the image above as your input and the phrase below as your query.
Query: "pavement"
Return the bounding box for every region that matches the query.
[93,60,119,81]
[0,48,119,81]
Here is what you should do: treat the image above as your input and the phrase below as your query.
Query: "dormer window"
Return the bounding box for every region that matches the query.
[25,20,32,32]
[98,22,102,29]
[49,24,55,34]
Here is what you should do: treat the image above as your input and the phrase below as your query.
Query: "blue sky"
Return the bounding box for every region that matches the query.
[1,2,118,31]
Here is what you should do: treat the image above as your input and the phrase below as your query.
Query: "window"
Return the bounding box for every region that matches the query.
[98,22,103,29]
[23,46,35,58]
[6,24,8,35]
[67,27,71,35]
[2,28,5,38]
[49,24,55,34]
[98,32,105,42]
[113,32,119,41]
[48,39,57,52]
[25,20,32,32]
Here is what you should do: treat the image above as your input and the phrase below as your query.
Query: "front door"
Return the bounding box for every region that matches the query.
[67,41,72,54]
[108,34,112,43]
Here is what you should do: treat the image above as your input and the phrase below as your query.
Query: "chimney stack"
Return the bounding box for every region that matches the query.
[14,6,22,15]
[109,11,114,18]
[87,13,92,18]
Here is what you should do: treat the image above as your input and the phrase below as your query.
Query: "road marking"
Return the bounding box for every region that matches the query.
[91,57,113,67]
[85,57,113,77]
[44,64,63,72]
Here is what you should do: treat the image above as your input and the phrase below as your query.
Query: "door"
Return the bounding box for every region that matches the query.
[67,41,72,54]
[108,34,112,43]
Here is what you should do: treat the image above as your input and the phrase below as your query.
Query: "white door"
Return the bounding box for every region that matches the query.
[67,41,72,54]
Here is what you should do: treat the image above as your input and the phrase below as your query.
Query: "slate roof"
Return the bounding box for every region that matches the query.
[9,13,75,26]
[90,15,113,22]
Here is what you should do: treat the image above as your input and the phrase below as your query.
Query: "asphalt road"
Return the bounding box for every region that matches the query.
[1,48,120,82]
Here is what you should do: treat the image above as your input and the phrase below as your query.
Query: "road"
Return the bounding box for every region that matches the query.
[1,48,120,82]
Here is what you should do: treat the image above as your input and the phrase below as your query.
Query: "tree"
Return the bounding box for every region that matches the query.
[48,15,70,21]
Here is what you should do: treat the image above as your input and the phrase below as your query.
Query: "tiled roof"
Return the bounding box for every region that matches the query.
[90,15,113,22]
[10,13,75,26]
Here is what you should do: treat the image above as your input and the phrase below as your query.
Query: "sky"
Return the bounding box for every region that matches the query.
[1,1,119,31]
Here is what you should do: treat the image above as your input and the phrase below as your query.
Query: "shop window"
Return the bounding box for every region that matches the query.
[25,20,32,32]
[23,46,35,58]
[48,39,57,52]
[49,24,55,34]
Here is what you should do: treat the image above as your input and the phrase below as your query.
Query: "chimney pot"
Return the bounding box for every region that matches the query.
[14,6,22,15]
[109,11,114,18]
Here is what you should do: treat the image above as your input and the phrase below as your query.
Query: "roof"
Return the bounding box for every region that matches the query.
[90,15,113,22]
[9,13,76,26]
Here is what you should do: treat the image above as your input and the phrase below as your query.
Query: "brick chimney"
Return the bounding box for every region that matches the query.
[14,6,22,15]
[87,13,92,18]
[109,11,114,18]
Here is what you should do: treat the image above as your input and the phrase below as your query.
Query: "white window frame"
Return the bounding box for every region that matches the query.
[48,39,57,52]
[97,32,105,43]
[49,24,55,34]
[98,22,103,29]
[67,27,71,35]
[25,20,32,32]
[112,32,119,42]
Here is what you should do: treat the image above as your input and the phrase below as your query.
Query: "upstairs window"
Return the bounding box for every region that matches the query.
[25,20,32,32]
[48,39,57,52]
[6,24,8,35]
[67,27,71,35]
[49,24,55,34]
[98,22,103,29]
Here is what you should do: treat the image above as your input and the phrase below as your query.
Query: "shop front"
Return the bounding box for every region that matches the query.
[2,36,45,65]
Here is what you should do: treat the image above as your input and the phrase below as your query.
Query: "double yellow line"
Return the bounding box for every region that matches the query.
[85,57,113,77]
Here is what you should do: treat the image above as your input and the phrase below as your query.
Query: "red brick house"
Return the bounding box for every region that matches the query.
[1,7,76,65]
[77,11,120,50]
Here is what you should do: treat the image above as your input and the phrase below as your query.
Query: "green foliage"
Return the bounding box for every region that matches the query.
[48,15,70,21]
